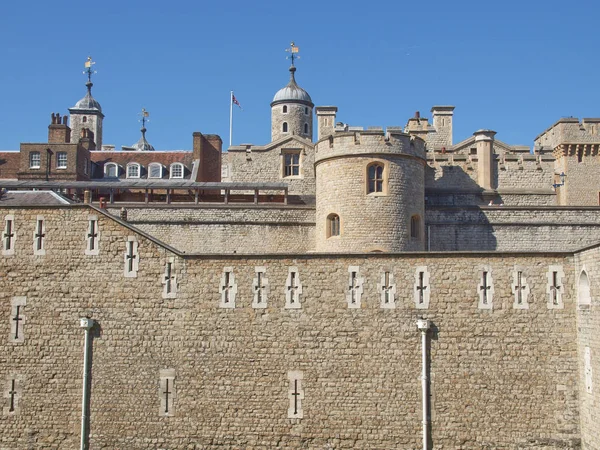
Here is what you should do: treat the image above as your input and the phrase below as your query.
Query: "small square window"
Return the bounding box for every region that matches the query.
[127,164,140,178]
[57,152,67,169]
[170,164,184,179]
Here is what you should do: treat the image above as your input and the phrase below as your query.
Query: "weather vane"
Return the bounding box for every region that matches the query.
[138,108,150,129]
[83,56,96,83]
[285,41,300,66]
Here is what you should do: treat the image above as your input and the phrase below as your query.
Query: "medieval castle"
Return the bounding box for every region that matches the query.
[0,54,599,449]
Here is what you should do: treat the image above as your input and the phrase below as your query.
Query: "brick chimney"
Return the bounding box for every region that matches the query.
[193,132,222,182]
[48,113,71,144]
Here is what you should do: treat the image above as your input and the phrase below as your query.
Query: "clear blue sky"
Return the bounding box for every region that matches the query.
[0,0,598,151]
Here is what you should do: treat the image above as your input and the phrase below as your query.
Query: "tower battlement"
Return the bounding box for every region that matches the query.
[315,128,426,163]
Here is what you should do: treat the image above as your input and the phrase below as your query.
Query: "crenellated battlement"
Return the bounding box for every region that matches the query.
[315,128,426,163]
[535,117,600,150]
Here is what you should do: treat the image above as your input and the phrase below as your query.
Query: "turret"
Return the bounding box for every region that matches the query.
[271,64,313,142]
[69,57,104,150]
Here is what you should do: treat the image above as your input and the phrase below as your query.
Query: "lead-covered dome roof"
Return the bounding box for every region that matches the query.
[271,66,313,106]
[72,82,102,112]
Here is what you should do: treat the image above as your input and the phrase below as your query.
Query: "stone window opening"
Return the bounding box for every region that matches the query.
[85,215,99,256]
[367,162,385,194]
[9,297,26,344]
[162,257,177,299]
[56,152,67,169]
[4,375,22,416]
[512,268,530,309]
[578,268,591,307]
[304,107,309,115]
[304,123,308,134]
[83,157,88,175]
[3,214,15,256]
[29,152,41,169]
[414,266,430,309]
[547,265,564,309]
[159,369,176,417]
[283,152,300,177]
[327,213,340,238]
[283,105,288,114]
[584,347,593,394]
[285,267,302,309]
[478,267,494,310]
[252,266,269,309]
[124,236,139,278]
[379,270,397,309]
[282,122,288,133]
[33,216,45,256]
[410,215,421,239]
[219,267,237,308]
[287,371,304,419]
[347,266,364,309]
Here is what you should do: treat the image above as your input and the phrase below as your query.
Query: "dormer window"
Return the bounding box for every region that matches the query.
[104,162,118,178]
[170,163,184,179]
[127,163,141,179]
[283,105,288,114]
[148,163,163,179]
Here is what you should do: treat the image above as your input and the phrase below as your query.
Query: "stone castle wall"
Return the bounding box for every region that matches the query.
[0,205,584,449]
[271,103,312,142]
[426,206,600,252]
[106,205,316,254]
[574,244,600,450]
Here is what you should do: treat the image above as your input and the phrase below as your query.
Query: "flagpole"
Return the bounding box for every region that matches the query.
[229,91,233,148]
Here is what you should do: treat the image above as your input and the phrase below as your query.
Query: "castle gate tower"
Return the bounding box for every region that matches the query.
[271,43,313,142]
[315,129,427,252]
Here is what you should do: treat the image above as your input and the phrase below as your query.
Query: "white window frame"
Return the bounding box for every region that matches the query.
[33,216,45,256]
[378,269,397,309]
[104,163,119,178]
[148,163,163,179]
[282,151,301,178]
[287,370,304,419]
[124,236,139,277]
[512,266,530,310]
[547,265,565,309]
[85,215,100,256]
[162,257,178,299]
[29,152,40,169]
[219,267,237,308]
[159,369,176,417]
[170,163,184,179]
[477,266,494,310]
[127,163,141,179]
[414,266,430,309]
[56,152,67,169]
[9,296,26,344]
[252,266,269,309]
[347,265,364,309]
[578,267,591,307]
[284,267,302,309]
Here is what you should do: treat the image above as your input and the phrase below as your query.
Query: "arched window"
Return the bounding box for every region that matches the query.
[410,215,421,239]
[282,122,288,133]
[367,163,384,194]
[82,116,87,123]
[327,214,340,238]
[304,123,308,134]
[104,162,118,178]
[127,163,140,179]
[304,107,309,115]
[578,269,591,306]
[283,105,288,113]
[170,163,184,179]
[148,163,163,178]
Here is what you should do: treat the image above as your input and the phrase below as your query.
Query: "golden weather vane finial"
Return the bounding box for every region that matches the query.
[285,41,300,66]
[83,56,97,83]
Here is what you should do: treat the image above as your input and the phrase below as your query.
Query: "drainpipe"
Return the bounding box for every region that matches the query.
[416,318,431,450]
[79,318,95,450]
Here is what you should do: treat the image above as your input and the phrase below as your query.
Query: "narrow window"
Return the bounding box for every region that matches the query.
[414,267,430,309]
[56,152,67,169]
[284,153,300,177]
[327,214,340,238]
[578,268,591,306]
[283,105,288,113]
[288,371,304,419]
[82,116,87,123]
[5,376,21,415]
[547,266,564,309]
[478,267,494,310]
[585,347,593,394]
[347,266,364,309]
[304,123,308,134]
[304,107,309,115]
[219,268,237,308]
[159,369,176,417]
[410,215,421,239]
[3,215,15,256]
[9,297,26,343]
[85,216,99,256]
[380,270,396,308]
[252,266,269,309]
[124,237,139,277]
[162,257,177,299]
[512,268,530,309]
[282,122,288,133]
[367,163,384,194]
[29,152,41,169]
[33,216,45,256]
[83,157,88,175]
[170,163,184,179]
[285,267,302,309]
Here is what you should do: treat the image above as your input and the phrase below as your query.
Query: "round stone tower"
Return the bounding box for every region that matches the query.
[315,129,427,252]
[271,65,313,141]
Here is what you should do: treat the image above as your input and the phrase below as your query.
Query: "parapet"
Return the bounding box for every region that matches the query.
[315,127,426,163]
[535,117,600,150]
